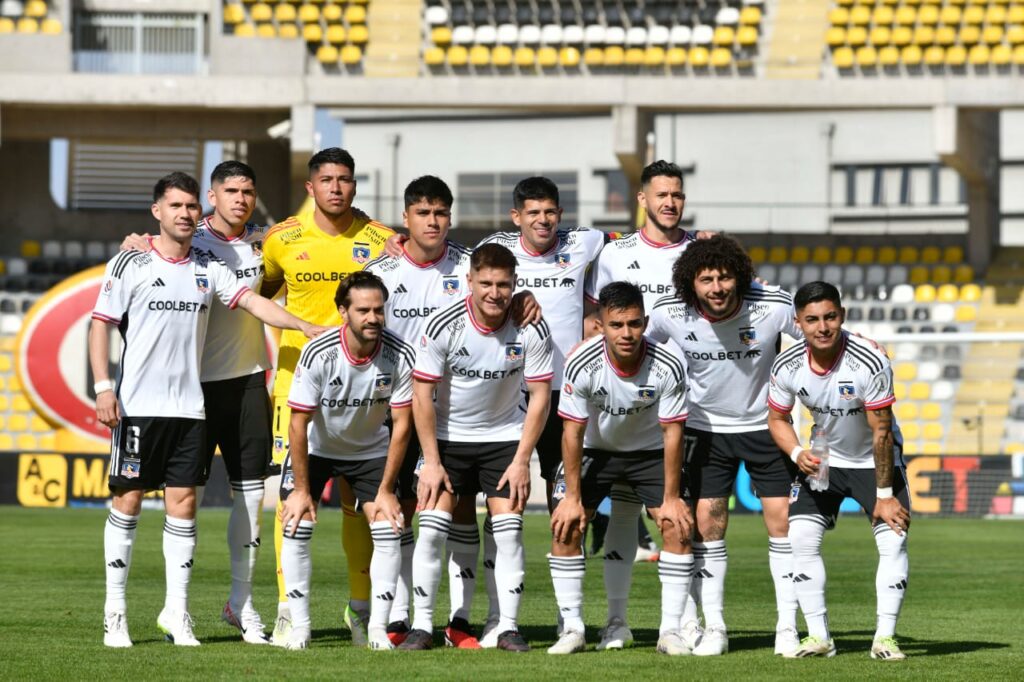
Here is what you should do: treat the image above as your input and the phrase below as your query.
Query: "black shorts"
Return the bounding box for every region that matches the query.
[536,390,562,482]
[108,417,206,491]
[789,465,911,530]
[397,427,421,500]
[686,428,797,499]
[201,372,272,483]
[557,449,676,510]
[422,440,518,498]
[280,453,387,510]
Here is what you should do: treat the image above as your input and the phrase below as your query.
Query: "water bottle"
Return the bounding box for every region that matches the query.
[808,427,830,492]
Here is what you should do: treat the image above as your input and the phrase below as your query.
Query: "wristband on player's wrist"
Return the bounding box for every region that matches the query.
[876,486,894,499]
[94,379,115,395]
[789,445,804,463]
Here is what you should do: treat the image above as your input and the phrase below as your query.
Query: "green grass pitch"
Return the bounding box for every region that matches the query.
[1,508,1021,680]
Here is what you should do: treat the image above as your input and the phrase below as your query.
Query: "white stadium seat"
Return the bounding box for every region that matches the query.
[692,25,714,45]
[475,24,497,45]
[670,25,693,45]
[604,26,626,45]
[932,303,955,324]
[540,24,563,45]
[496,23,519,44]
[716,7,741,26]
[42,240,61,258]
[931,381,955,401]
[519,24,541,45]
[648,25,670,45]
[890,284,915,304]
[626,26,648,46]
[452,25,475,45]
[6,257,27,276]
[425,6,449,25]
[584,24,606,44]
[63,240,84,259]
[562,25,584,43]
[85,241,106,260]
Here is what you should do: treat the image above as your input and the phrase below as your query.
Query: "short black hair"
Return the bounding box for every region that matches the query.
[794,281,843,311]
[153,172,200,203]
[672,234,754,307]
[512,176,560,210]
[599,281,645,314]
[641,160,684,187]
[309,147,355,176]
[471,243,518,274]
[334,270,389,309]
[210,160,256,186]
[404,175,453,209]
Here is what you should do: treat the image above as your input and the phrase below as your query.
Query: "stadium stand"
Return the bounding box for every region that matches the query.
[0,0,62,34]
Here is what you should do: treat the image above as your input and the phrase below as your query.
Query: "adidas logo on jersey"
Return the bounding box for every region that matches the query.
[798,387,810,397]
[330,376,344,387]
[455,347,471,357]
[685,332,698,342]
[151,278,165,287]
[593,386,608,397]
[394,283,408,294]
[626,260,641,269]
[296,251,310,261]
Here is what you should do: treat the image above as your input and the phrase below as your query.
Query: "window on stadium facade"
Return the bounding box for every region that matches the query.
[456,172,578,231]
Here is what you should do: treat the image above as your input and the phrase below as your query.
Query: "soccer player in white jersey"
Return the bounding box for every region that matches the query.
[548,282,694,656]
[646,235,803,656]
[767,281,910,661]
[403,243,554,652]
[474,176,605,645]
[91,172,326,649]
[581,160,698,650]
[278,271,416,651]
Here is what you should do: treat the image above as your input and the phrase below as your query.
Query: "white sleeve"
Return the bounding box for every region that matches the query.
[657,374,688,424]
[557,371,590,423]
[390,347,414,408]
[646,305,672,344]
[92,256,136,325]
[413,328,448,383]
[584,247,609,303]
[863,364,896,411]
[524,321,554,383]
[287,351,324,413]
[208,259,249,309]
[767,367,795,414]
[583,227,606,264]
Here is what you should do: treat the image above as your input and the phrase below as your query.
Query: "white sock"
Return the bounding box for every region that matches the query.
[604,494,642,622]
[658,551,694,635]
[163,515,197,613]
[104,509,138,614]
[693,540,727,628]
[281,519,314,630]
[873,525,908,639]
[369,521,402,630]
[549,553,586,634]
[446,522,480,622]
[410,510,451,633]
[228,479,264,614]
[389,528,414,625]
[681,594,700,628]
[789,516,830,640]
[769,536,798,630]
[491,513,525,633]
[483,516,500,622]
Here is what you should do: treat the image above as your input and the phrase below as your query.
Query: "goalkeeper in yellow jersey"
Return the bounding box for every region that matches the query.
[260,148,393,646]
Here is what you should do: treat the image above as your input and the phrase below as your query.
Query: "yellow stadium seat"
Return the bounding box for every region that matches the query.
[963,5,984,24]
[299,4,320,23]
[879,45,900,65]
[918,6,939,24]
[991,44,1012,65]
[316,44,339,63]
[8,414,28,432]
[873,6,895,24]
[894,382,907,401]
[349,25,369,44]
[903,441,920,455]
[895,363,917,381]
[323,4,342,21]
[876,246,896,264]
[924,45,945,63]
[936,283,959,302]
[689,46,710,67]
[25,0,47,18]
[16,434,37,451]
[914,26,936,45]
[275,3,297,21]
[344,5,366,24]
[892,26,912,46]
[710,47,732,67]
[0,354,10,372]
[560,46,581,67]
[256,23,276,38]
[968,44,990,64]
[469,45,490,66]
[932,265,952,284]
[278,23,298,39]
[30,415,49,433]
[953,264,974,283]
[921,402,942,420]
[855,246,875,264]
[829,7,850,24]
[741,6,762,24]
[920,245,940,263]
[895,6,917,24]
[960,25,981,45]
[0,18,14,34]
[666,47,687,66]
[939,6,961,24]
[909,382,932,401]
[826,27,846,47]
[584,47,604,66]
[870,27,891,46]
[811,246,832,264]
[17,18,38,34]
[13,394,31,413]
[713,26,735,46]
[909,265,930,285]
[914,283,937,302]
[1010,6,1024,24]
[8,372,20,391]
[515,46,536,67]
[847,26,868,46]
[538,46,559,67]
[833,246,853,264]
[749,246,768,263]
[901,422,921,441]
[837,0,854,6]
[851,5,871,24]
[643,46,665,66]
[920,442,942,456]
[492,45,513,66]
[946,44,967,65]
[326,24,346,43]
[340,44,362,65]
[251,3,272,22]
[424,46,445,66]
[897,245,918,263]
[856,45,878,66]
[982,25,1003,45]
[922,422,944,440]
[955,304,977,322]
[768,246,788,264]
[737,26,758,46]
[604,45,625,66]
[0,395,9,411]
[935,26,956,46]
[789,246,810,264]
[224,4,246,23]
[625,47,645,65]
[447,45,468,67]
[986,6,1007,23]
[1015,45,1024,64]
[431,26,452,46]
[959,283,981,302]
[942,245,963,263]
[234,23,256,37]
[302,23,322,41]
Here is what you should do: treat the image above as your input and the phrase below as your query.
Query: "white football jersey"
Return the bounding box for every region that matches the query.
[287,327,414,461]
[585,229,697,311]
[92,248,248,419]
[414,297,554,442]
[647,283,802,433]
[559,335,688,452]
[768,332,903,469]
[191,218,271,382]
[478,227,605,388]
[364,240,472,343]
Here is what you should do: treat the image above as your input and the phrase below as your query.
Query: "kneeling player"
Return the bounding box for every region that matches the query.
[767,281,910,660]
[278,272,415,650]
[548,282,694,655]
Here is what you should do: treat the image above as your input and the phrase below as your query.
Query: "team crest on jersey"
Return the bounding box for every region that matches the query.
[282,470,295,491]
[555,253,571,269]
[505,343,524,361]
[637,386,656,402]
[352,243,371,264]
[790,481,801,504]
[442,277,460,296]
[739,327,757,345]
[195,276,209,293]
[251,240,263,257]
[838,382,856,400]
[420,335,428,349]
[120,461,140,479]
[563,383,573,395]
[294,365,303,379]
[374,374,392,394]
[102,279,113,295]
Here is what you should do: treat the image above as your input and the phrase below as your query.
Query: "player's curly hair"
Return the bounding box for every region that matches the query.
[334,270,388,309]
[672,234,753,307]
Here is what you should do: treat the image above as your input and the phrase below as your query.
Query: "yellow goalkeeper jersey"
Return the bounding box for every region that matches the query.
[263,210,393,397]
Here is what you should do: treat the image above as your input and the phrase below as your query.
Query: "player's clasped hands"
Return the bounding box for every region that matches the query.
[416,460,453,510]
[279,491,317,537]
[873,497,911,536]
[498,461,531,513]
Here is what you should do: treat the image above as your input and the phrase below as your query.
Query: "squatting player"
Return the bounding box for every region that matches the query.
[547,282,693,657]
[277,272,415,651]
[92,172,325,648]
[403,243,553,652]
[260,147,393,645]
[768,281,910,661]
[647,235,803,656]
